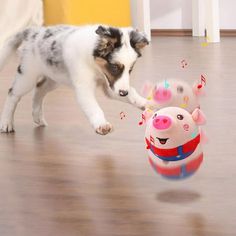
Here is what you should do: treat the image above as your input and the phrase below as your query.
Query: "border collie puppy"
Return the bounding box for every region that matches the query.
[0,25,149,135]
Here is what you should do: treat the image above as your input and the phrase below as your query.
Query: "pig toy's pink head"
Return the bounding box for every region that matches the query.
[143,79,205,113]
[143,107,206,180]
[145,107,206,149]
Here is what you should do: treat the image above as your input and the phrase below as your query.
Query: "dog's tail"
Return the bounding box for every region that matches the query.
[0,30,27,71]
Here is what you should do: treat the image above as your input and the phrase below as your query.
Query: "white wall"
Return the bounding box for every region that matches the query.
[219,0,236,29]
[149,0,236,29]
[150,0,192,29]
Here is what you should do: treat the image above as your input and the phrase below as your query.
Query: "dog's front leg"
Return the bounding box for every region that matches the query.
[127,87,148,110]
[75,83,113,135]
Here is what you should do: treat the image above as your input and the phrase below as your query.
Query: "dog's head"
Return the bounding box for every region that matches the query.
[93,25,149,97]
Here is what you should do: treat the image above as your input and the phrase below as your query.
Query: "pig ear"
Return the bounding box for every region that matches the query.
[192,108,206,125]
[192,81,206,96]
[139,108,154,125]
[200,128,208,145]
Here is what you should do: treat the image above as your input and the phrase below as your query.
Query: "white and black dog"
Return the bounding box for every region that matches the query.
[0,25,149,135]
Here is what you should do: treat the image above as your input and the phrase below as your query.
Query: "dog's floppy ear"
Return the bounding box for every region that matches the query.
[130,30,149,55]
[94,25,122,58]
[96,25,112,37]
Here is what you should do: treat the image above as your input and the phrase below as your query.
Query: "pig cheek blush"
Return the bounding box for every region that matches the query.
[183,124,189,131]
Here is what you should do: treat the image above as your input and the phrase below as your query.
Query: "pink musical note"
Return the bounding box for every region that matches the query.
[181,60,188,68]
[120,112,126,120]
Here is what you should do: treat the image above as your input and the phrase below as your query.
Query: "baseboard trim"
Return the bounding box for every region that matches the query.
[151,29,192,37]
[220,30,236,36]
[151,29,236,37]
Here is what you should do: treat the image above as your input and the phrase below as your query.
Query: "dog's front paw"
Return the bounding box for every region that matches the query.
[95,122,113,135]
[0,121,15,133]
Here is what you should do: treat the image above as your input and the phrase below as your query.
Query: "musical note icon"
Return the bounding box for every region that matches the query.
[197,75,206,89]
[201,36,210,47]
[201,42,208,47]
[191,128,199,138]
[181,60,188,68]
[164,79,170,89]
[180,96,189,108]
[120,112,126,120]
[184,96,189,104]
[147,89,153,100]
[150,135,155,145]
[138,113,146,126]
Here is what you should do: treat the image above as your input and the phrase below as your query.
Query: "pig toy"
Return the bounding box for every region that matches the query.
[142,79,205,113]
[143,106,206,180]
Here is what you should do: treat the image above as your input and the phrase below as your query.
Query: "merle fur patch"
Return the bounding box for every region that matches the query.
[17,65,22,74]
[36,78,47,88]
[23,29,30,40]
[38,26,76,71]
[43,29,54,39]
[32,32,39,39]
[8,88,13,95]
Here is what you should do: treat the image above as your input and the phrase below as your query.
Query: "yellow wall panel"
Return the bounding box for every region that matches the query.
[44,0,131,27]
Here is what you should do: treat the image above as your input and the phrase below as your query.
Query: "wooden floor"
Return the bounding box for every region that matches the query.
[0,36,236,236]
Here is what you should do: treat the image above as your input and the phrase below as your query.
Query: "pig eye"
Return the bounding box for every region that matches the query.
[153,113,157,119]
[177,114,184,120]
[177,86,184,93]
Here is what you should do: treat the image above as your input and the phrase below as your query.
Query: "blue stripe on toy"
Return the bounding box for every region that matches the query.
[150,145,193,161]
[161,164,195,180]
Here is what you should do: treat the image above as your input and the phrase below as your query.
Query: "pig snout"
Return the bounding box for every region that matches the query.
[153,87,172,103]
[153,115,172,130]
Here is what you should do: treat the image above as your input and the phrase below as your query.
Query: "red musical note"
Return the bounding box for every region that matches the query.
[120,112,126,119]
[138,113,146,125]
[181,60,188,68]
[197,75,206,89]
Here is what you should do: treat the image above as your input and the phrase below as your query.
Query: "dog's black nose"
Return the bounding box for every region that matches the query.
[119,90,128,97]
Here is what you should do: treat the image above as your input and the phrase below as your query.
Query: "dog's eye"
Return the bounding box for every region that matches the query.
[108,63,124,77]
[177,114,184,120]
[110,64,119,73]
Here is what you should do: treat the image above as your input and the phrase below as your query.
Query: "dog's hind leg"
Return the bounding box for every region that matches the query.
[0,65,39,133]
[32,77,59,126]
